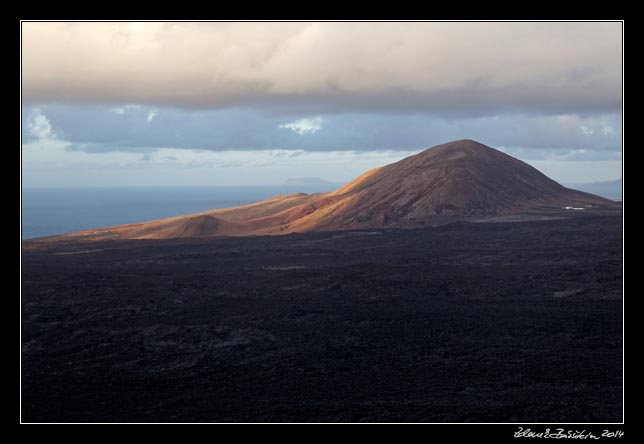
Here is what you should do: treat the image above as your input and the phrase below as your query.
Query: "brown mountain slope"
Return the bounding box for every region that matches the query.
[51,140,616,241]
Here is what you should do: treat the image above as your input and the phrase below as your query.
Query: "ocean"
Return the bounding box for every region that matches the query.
[21,186,336,239]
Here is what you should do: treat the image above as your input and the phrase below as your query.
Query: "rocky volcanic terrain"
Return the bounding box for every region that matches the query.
[22,140,622,422]
[22,209,622,422]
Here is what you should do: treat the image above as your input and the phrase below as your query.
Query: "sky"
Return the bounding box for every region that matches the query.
[21,22,623,187]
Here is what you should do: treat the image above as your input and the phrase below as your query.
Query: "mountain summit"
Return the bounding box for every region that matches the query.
[52,140,615,240]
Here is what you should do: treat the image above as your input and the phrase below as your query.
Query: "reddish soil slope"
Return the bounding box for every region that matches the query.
[51,140,616,240]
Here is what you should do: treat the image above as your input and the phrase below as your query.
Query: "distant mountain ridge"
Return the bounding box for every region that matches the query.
[563,178,622,201]
[283,177,338,186]
[41,140,617,241]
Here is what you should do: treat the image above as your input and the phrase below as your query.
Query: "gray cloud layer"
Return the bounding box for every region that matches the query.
[22,104,622,158]
[22,22,622,114]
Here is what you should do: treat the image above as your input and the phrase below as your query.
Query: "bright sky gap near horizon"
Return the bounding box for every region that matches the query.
[21,22,622,187]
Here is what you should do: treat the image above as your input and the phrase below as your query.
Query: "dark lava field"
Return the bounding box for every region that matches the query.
[21,210,623,422]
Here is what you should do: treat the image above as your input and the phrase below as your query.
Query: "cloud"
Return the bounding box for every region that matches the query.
[279,117,323,135]
[23,136,622,188]
[24,104,621,154]
[109,104,140,115]
[23,108,56,141]
[22,22,622,115]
